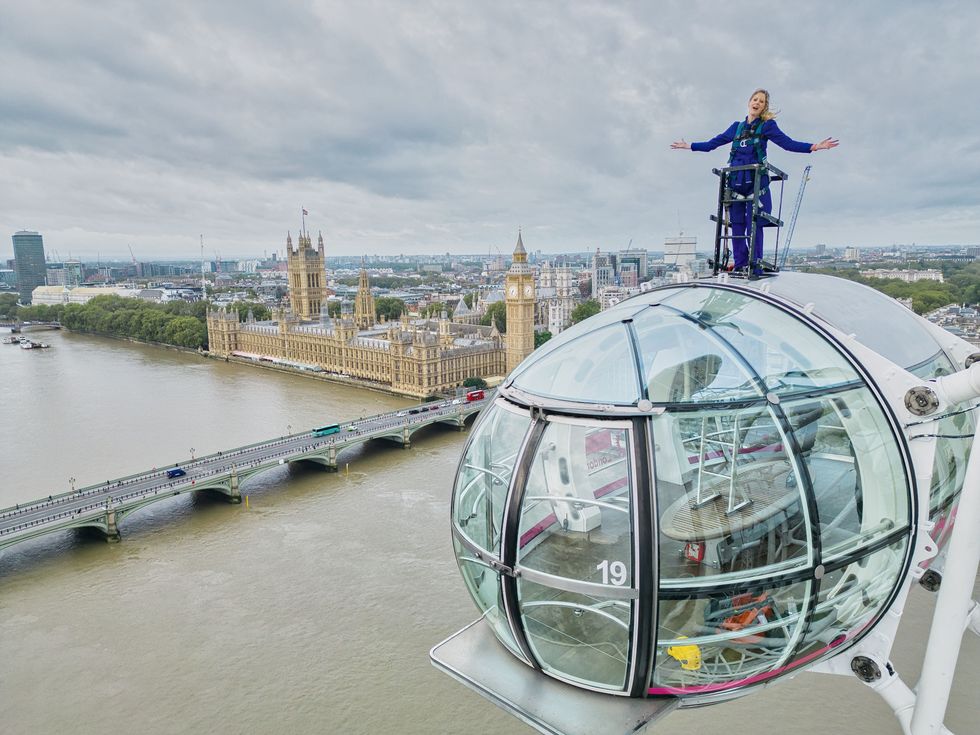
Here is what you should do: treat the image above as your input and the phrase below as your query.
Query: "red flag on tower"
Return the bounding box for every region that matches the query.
[302,208,309,216]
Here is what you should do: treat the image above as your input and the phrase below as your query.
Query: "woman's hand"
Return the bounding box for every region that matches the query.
[811,137,839,151]
[670,139,690,150]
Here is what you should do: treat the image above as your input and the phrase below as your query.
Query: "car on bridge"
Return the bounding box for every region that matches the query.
[166,468,187,479]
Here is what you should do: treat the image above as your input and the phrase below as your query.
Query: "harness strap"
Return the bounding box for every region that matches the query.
[727,118,767,166]
[727,118,770,200]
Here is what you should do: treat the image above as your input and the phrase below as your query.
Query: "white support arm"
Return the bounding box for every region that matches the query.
[929,363,980,407]
[910,369,980,735]
[968,601,980,637]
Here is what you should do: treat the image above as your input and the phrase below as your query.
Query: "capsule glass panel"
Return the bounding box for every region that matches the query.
[805,538,909,655]
[508,323,640,404]
[651,578,812,694]
[654,288,861,397]
[761,272,949,371]
[654,405,814,584]
[908,349,957,380]
[452,403,531,556]
[781,390,910,562]
[633,306,764,404]
[453,537,526,662]
[507,302,647,387]
[515,419,636,691]
[517,422,633,578]
[925,408,972,550]
[517,579,632,690]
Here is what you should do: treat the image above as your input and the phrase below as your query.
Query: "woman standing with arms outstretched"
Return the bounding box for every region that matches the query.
[672,89,838,273]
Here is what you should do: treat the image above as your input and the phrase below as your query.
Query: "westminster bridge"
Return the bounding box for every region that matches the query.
[0,321,61,332]
[0,394,489,552]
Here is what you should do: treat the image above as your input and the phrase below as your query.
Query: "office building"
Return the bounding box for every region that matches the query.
[45,260,82,287]
[663,235,698,269]
[591,249,615,298]
[12,230,46,304]
[615,249,648,280]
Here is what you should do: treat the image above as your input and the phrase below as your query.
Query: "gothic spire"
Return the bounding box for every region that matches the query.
[514,228,526,256]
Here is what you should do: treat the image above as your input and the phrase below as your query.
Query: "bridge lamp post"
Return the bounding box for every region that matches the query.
[287,424,292,437]
[69,476,76,492]
[190,447,195,460]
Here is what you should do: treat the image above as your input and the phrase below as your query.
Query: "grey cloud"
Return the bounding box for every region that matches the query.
[1,1,979,257]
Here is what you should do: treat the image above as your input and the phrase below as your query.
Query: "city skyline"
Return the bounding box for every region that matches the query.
[5,239,976,268]
[2,3,978,259]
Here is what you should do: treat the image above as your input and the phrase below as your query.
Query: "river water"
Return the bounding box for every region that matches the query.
[1,330,976,734]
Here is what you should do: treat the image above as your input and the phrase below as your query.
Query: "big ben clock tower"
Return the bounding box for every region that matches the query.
[505,230,535,373]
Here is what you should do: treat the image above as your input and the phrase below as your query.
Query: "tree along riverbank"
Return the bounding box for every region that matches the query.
[5,295,269,350]
[3,293,458,400]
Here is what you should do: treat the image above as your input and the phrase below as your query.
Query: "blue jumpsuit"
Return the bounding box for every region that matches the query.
[692,119,812,270]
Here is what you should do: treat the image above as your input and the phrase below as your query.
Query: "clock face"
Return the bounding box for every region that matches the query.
[523,284,533,297]
[508,285,518,297]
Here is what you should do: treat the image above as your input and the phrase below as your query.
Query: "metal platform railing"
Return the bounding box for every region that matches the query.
[710,161,789,279]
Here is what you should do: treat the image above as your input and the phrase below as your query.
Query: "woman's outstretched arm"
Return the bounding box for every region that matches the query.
[765,120,839,153]
[810,137,839,151]
[672,122,739,151]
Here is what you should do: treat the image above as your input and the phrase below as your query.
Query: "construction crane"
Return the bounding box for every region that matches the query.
[200,235,207,295]
[778,164,812,269]
[128,244,136,264]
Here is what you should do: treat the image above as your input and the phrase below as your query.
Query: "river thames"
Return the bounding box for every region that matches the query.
[1,330,976,734]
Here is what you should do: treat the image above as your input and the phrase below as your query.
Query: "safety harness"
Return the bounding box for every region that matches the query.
[726,117,769,197]
[728,117,767,168]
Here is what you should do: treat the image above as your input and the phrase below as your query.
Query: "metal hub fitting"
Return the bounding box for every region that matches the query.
[904,386,939,416]
[850,656,882,683]
[919,569,942,592]
[966,353,980,368]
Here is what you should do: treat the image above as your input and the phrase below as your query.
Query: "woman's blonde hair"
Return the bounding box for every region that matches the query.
[749,88,778,120]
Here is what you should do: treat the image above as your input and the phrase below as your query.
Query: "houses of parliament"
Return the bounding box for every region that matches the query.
[206,230,536,398]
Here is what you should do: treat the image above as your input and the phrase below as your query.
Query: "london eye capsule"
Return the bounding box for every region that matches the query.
[434,272,980,734]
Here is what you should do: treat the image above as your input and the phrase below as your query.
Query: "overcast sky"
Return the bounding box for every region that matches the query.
[2,1,978,260]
